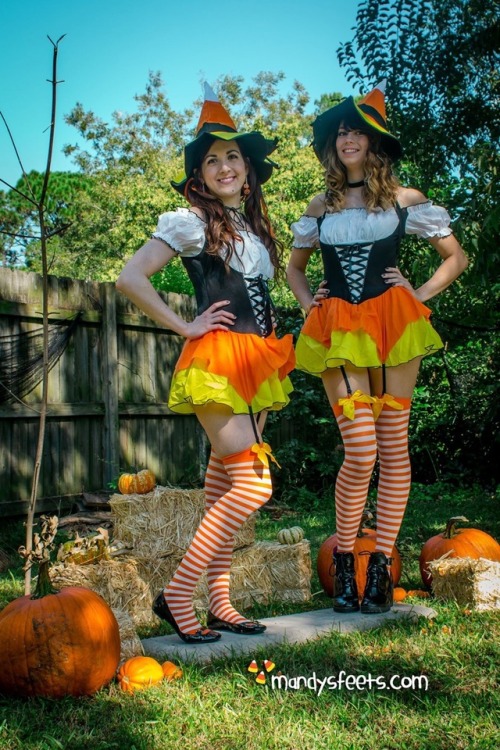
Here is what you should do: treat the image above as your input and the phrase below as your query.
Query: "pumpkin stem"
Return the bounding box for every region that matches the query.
[357,511,374,537]
[444,516,469,539]
[32,558,58,599]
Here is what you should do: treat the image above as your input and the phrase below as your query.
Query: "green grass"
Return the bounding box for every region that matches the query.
[0,482,498,750]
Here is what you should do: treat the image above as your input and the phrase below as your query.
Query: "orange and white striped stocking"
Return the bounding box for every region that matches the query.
[165,447,272,634]
[333,402,378,552]
[204,452,248,625]
[374,398,412,556]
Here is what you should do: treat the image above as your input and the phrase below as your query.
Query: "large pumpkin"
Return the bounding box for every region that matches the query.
[118,469,156,495]
[419,516,500,588]
[0,563,120,698]
[317,513,402,598]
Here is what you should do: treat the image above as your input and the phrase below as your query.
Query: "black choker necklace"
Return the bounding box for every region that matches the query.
[347,180,365,188]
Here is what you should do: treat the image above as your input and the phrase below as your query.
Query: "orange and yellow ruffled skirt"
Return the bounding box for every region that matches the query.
[295,287,443,374]
[168,330,295,415]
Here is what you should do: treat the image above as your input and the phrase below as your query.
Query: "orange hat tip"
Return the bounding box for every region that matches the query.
[375,79,387,94]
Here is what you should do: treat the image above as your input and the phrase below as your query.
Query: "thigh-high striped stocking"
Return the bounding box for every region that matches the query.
[333,402,378,552]
[204,452,248,625]
[164,447,272,634]
[374,398,412,556]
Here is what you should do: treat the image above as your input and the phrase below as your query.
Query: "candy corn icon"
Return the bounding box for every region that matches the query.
[247,660,259,673]
[264,659,275,673]
[255,671,266,685]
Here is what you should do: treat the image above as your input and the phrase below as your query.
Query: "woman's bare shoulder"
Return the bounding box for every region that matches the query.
[397,186,429,208]
[304,194,327,218]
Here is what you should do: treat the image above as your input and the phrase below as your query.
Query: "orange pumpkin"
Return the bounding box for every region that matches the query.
[118,469,156,495]
[117,656,165,693]
[317,513,402,598]
[393,587,407,602]
[419,516,500,588]
[0,562,120,698]
[162,661,183,682]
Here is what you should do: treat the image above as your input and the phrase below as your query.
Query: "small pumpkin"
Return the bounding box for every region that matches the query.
[393,587,407,602]
[117,656,165,693]
[0,518,120,698]
[317,512,402,598]
[277,526,304,545]
[419,516,500,588]
[162,661,183,682]
[118,469,156,495]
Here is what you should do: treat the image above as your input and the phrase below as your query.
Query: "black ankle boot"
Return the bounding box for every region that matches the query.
[360,552,394,614]
[332,552,360,613]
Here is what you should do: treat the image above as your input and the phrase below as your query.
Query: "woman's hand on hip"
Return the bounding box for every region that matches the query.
[306,280,329,314]
[382,267,417,296]
[185,300,235,339]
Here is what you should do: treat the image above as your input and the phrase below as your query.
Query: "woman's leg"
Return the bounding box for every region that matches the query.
[369,359,421,555]
[322,365,377,612]
[322,365,377,553]
[359,359,421,613]
[204,412,269,625]
[162,406,272,635]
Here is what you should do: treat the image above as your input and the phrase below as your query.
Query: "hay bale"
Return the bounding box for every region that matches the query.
[129,540,311,612]
[110,487,256,556]
[258,540,312,602]
[229,545,273,609]
[49,559,154,627]
[113,608,144,661]
[132,554,209,614]
[428,556,500,610]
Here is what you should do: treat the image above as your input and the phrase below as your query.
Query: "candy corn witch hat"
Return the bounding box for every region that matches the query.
[311,80,402,163]
[171,83,279,196]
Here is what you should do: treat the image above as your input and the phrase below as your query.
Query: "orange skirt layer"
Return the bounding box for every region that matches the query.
[170,329,295,413]
[297,287,443,372]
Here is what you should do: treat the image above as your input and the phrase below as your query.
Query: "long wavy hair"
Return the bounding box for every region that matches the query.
[184,143,283,273]
[322,115,400,212]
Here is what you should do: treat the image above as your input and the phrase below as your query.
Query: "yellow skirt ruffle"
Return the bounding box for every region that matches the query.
[296,287,443,375]
[168,330,295,415]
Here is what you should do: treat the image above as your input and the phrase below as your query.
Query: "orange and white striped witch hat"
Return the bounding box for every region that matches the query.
[311,79,402,163]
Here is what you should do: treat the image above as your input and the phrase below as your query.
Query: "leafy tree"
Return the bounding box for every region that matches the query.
[0,171,91,271]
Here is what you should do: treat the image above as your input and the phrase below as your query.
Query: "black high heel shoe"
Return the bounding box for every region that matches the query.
[206,611,267,634]
[152,592,222,644]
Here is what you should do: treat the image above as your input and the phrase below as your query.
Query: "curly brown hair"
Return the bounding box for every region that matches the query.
[322,117,400,212]
[185,147,283,273]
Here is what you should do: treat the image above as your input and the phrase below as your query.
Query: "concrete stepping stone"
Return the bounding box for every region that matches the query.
[141,603,436,664]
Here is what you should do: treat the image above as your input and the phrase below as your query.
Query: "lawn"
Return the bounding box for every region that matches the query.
[0,482,498,750]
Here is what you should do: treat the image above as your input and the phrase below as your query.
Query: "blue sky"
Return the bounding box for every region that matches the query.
[0,0,361,187]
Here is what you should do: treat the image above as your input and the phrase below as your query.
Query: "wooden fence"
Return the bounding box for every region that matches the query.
[0,267,205,517]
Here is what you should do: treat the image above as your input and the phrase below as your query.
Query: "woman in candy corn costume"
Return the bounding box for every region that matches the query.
[287,81,468,614]
[117,84,294,643]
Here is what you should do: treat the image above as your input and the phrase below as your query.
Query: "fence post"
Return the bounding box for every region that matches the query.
[101,282,120,485]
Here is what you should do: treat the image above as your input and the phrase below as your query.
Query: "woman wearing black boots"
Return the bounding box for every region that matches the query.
[287,81,467,613]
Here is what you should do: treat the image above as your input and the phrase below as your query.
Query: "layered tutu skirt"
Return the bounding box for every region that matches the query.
[295,287,443,375]
[168,330,295,414]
